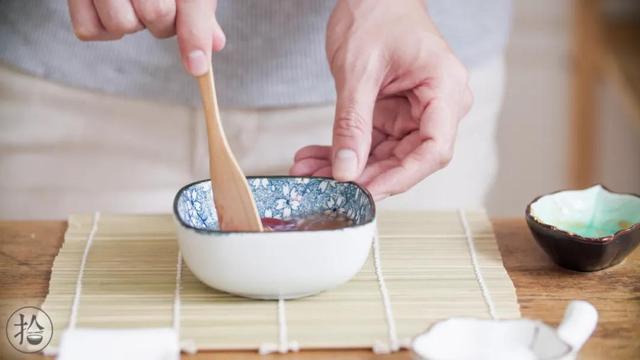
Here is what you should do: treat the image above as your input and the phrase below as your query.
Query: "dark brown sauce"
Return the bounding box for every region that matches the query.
[261,214,352,231]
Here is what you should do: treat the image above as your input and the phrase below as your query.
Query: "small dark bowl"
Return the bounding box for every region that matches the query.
[525,185,640,272]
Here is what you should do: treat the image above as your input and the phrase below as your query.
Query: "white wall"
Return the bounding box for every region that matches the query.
[487,0,640,216]
[598,82,640,193]
[488,0,572,216]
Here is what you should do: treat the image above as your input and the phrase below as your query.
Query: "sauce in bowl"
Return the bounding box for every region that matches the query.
[261,214,352,231]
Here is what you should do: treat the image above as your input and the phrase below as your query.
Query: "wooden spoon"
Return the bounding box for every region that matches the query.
[197,69,264,232]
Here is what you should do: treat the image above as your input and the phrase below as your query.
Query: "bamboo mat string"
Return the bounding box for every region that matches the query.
[371,229,401,354]
[259,298,299,355]
[172,252,183,332]
[458,208,497,319]
[173,252,197,354]
[68,211,100,329]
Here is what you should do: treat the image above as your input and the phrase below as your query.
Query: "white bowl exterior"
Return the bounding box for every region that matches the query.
[176,218,376,299]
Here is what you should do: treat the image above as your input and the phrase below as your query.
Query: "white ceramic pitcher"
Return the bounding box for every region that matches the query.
[412,301,598,360]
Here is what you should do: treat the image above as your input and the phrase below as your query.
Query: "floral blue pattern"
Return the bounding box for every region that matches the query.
[175,177,375,231]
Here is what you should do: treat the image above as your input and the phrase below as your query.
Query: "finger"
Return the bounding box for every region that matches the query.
[176,0,225,76]
[331,61,381,181]
[93,0,144,35]
[371,128,386,150]
[373,193,390,202]
[68,0,122,40]
[211,14,225,52]
[289,158,331,176]
[357,158,397,186]
[365,141,441,199]
[294,145,331,161]
[371,139,399,161]
[420,100,458,147]
[462,85,474,117]
[132,0,176,38]
[367,101,458,198]
[392,132,424,159]
[312,167,333,177]
[373,96,416,137]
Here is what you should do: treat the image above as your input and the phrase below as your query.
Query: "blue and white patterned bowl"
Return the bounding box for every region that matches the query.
[173,176,376,299]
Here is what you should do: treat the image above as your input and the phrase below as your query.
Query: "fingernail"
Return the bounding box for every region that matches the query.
[333,149,358,180]
[187,50,209,76]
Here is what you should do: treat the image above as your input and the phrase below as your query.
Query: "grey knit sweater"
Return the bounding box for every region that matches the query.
[0,0,511,108]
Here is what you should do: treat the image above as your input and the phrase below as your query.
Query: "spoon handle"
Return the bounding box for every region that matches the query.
[197,69,263,232]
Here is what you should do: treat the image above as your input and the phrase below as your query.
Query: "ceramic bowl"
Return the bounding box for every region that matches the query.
[526,185,640,272]
[411,301,598,360]
[413,319,570,360]
[173,176,376,299]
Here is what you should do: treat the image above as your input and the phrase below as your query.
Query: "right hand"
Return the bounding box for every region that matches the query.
[290,0,471,201]
[67,0,226,76]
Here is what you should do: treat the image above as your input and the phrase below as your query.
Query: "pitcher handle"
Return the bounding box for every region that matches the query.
[556,301,598,353]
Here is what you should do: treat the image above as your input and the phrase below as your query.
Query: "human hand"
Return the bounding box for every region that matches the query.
[67,0,225,75]
[290,0,472,201]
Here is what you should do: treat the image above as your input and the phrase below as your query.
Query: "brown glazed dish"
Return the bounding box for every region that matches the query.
[525,185,640,272]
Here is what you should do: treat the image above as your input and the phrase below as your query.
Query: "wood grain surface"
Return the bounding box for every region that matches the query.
[197,69,264,232]
[1,219,638,359]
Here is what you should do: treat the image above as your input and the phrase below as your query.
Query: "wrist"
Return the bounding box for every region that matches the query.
[330,0,436,34]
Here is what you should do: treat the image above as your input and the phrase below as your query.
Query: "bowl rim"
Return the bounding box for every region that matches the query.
[525,184,640,244]
[173,176,377,234]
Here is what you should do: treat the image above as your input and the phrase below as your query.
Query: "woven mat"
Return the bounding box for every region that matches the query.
[41,210,520,354]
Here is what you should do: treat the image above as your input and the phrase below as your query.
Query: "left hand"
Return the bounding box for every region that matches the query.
[289,0,472,201]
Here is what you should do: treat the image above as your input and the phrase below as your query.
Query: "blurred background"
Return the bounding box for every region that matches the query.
[0,0,638,218]
[488,0,640,216]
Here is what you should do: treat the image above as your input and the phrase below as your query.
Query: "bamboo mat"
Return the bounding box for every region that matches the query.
[41,210,520,354]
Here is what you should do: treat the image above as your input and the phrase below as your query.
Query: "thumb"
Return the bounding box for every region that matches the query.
[176,0,226,76]
[331,71,378,181]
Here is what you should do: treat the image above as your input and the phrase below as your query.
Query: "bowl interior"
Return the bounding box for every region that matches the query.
[412,319,570,359]
[530,185,640,238]
[175,177,375,232]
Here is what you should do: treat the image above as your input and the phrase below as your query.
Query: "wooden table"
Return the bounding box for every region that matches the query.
[1,219,638,359]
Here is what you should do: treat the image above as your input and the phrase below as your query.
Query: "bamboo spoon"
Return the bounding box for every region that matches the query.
[197,69,264,232]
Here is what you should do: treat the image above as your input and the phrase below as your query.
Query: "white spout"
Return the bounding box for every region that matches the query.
[556,301,598,354]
